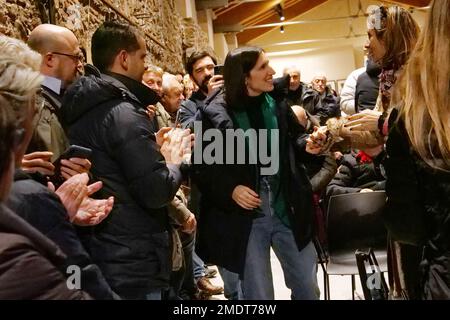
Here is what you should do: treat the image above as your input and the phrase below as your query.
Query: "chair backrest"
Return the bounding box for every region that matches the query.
[326,191,387,254]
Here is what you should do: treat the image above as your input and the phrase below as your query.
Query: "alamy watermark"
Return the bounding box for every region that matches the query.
[66,265,81,290]
[192,121,279,176]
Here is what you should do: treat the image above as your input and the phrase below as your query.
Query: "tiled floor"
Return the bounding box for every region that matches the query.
[208,249,366,300]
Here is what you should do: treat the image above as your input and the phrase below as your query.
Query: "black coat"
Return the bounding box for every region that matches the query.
[355,60,381,112]
[302,87,341,125]
[7,170,118,299]
[60,71,182,299]
[326,151,385,201]
[0,203,91,299]
[192,90,315,274]
[384,115,450,299]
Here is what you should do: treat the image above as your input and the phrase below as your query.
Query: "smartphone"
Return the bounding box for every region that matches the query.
[214,65,224,76]
[52,145,92,185]
[56,145,92,162]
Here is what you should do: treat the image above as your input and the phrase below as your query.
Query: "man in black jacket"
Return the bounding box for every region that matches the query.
[179,50,223,129]
[60,21,190,300]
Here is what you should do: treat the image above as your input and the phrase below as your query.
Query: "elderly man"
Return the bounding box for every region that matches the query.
[303,72,341,125]
[282,66,308,107]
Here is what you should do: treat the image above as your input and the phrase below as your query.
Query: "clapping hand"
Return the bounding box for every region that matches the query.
[50,173,114,226]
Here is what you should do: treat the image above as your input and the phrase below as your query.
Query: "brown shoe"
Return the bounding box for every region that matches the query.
[197,277,224,295]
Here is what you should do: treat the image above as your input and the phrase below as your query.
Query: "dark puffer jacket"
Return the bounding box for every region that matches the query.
[326,151,386,201]
[0,203,91,299]
[60,71,182,299]
[355,59,381,112]
[192,89,316,274]
[384,115,450,300]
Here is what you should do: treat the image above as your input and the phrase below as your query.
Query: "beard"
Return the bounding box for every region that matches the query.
[196,74,212,94]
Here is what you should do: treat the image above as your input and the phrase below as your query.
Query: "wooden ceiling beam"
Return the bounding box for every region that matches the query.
[388,0,431,7]
[213,0,280,26]
[237,0,327,44]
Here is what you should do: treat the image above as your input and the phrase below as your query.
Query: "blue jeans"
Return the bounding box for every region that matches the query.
[218,266,241,300]
[240,177,319,300]
[192,250,206,279]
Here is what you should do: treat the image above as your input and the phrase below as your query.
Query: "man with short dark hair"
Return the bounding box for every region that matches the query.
[178,51,223,129]
[60,21,191,300]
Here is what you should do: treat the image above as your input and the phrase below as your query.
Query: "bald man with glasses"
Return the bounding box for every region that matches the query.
[24,24,90,183]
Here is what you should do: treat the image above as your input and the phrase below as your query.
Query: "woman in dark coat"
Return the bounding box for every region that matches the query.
[192,47,320,300]
[384,0,450,299]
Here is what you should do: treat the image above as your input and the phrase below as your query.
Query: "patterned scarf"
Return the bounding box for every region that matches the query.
[379,67,397,112]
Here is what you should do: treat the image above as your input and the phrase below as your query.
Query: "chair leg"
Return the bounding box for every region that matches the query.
[351,275,355,300]
[326,273,330,300]
[323,271,328,300]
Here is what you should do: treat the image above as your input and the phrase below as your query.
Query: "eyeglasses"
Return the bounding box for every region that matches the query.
[50,51,85,63]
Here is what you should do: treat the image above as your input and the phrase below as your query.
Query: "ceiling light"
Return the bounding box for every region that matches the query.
[275,4,285,22]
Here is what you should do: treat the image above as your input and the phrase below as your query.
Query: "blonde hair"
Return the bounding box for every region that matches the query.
[0,35,43,121]
[391,0,450,171]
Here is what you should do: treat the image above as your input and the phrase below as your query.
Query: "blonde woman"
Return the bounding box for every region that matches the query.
[383,0,450,300]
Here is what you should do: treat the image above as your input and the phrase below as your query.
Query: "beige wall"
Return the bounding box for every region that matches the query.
[267,45,358,84]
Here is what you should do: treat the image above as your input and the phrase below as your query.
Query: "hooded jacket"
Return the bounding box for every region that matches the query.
[60,70,182,299]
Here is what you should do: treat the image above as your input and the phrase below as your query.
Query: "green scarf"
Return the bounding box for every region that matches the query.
[232,93,290,228]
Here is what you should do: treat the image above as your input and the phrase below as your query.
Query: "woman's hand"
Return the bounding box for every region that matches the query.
[344,109,382,132]
[232,185,262,210]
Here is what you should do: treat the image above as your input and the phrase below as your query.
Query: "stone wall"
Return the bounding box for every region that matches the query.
[0,0,42,41]
[0,0,210,73]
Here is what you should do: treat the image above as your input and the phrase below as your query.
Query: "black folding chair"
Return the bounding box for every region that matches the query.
[324,191,388,300]
[355,248,389,300]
